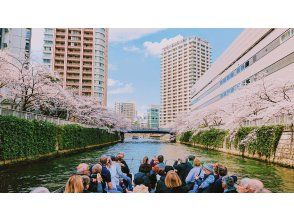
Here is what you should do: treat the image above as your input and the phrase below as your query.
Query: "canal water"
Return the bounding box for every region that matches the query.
[0,138,293,193]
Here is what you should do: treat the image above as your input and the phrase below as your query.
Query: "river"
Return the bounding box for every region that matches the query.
[0,138,293,193]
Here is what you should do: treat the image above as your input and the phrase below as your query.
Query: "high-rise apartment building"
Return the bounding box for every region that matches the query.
[147,105,160,129]
[160,36,212,127]
[191,29,294,112]
[114,102,136,122]
[42,28,54,68]
[0,28,32,59]
[46,28,108,106]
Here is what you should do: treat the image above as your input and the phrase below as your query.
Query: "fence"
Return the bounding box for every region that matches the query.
[0,106,99,128]
[242,114,294,127]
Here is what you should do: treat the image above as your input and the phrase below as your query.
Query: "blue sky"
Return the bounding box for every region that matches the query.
[107,28,243,115]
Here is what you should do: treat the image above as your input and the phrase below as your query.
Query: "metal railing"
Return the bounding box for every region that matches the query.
[0,106,95,128]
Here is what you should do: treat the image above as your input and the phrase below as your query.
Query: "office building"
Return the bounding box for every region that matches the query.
[114,102,136,121]
[191,28,294,111]
[147,105,160,129]
[48,28,108,106]
[0,28,32,59]
[160,36,212,126]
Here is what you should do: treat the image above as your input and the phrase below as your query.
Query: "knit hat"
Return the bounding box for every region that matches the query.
[203,163,214,173]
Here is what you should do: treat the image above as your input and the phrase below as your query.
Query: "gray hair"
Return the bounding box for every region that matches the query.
[239,178,264,193]
[30,187,50,193]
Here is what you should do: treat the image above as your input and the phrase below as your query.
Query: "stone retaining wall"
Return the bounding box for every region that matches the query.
[180,130,294,168]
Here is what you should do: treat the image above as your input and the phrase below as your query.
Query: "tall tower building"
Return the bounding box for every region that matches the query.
[114,102,136,122]
[160,36,212,127]
[0,28,32,59]
[47,28,108,107]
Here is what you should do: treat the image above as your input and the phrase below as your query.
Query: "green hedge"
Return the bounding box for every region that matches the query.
[0,115,120,161]
[191,128,227,148]
[0,116,58,160]
[59,125,119,150]
[179,131,193,142]
[234,125,284,158]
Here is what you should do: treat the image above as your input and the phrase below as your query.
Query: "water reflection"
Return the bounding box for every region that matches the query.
[0,138,293,192]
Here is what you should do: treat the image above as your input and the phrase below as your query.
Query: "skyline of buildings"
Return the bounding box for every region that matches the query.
[191,28,294,112]
[160,36,212,127]
[0,28,32,59]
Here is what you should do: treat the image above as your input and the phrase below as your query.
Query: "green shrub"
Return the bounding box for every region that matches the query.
[179,131,193,142]
[192,128,227,148]
[0,116,58,160]
[234,125,283,158]
[0,115,120,161]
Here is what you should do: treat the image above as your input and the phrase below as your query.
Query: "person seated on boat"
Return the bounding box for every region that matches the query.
[164,170,189,193]
[155,155,166,170]
[64,174,84,193]
[173,157,193,184]
[117,152,132,179]
[222,176,238,193]
[139,156,152,173]
[155,166,174,193]
[76,163,91,176]
[237,178,269,193]
[187,155,196,167]
[185,158,204,189]
[189,163,215,193]
[30,187,50,193]
[82,175,91,193]
[88,164,103,193]
[99,155,115,193]
[212,165,227,193]
[109,156,133,192]
[150,155,158,167]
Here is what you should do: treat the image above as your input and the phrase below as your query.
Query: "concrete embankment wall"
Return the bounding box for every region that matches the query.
[180,130,294,168]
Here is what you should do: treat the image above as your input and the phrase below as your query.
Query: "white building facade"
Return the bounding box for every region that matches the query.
[191,28,294,112]
[160,36,212,127]
[0,28,32,59]
[114,102,136,122]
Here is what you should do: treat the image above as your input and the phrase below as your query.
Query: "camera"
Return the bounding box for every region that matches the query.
[90,174,97,179]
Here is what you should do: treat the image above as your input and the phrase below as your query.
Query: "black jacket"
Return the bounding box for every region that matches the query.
[155,176,170,193]
[173,161,193,183]
[121,159,130,174]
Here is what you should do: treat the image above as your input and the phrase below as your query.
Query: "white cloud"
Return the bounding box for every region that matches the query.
[123,45,140,53]
[108,78,134,95]
[108,63,118,72]
[109,83,134,95]
[109,28,165,42]
[143,34,184,57]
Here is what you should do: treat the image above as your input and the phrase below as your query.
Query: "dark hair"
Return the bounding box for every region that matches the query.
[158,155,164,163]
[164,165,174,173]
[219,165,228,176]
[158,169,165,176]
[82,175,90,189]
[100,155,108,165]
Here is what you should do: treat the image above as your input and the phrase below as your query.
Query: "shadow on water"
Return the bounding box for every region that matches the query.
[0,138,293,192]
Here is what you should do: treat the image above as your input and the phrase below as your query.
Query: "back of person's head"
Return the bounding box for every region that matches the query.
[30,187,50,193]
[238,178,264,193]
[194,158,201,167]
[164,165,174,173]
[76,163,89,174]
[100,155,108,165]
[92,164,102,174]
[142,156,149,164]
[218,165,228,177]
[188,155,195,162]
[165,170,182,189]
[64,175,84,193]
[133,184,149,193]
[158,169,165,176]
[222,176,235,189]
[157,155,164,163]
[111,155,117,162]
[82,175,90,190]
